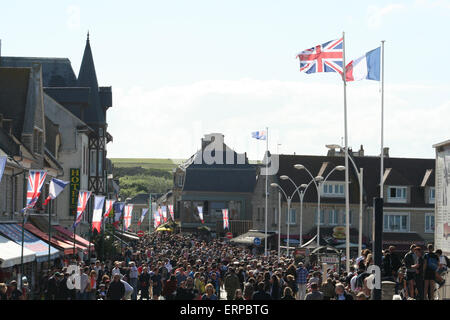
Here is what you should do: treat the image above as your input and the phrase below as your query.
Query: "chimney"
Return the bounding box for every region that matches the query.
[358,144,364,157]
[383,147,389,157]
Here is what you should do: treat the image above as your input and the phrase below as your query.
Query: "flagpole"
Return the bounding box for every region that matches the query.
[148,194,152,234]
[48,198,51,270]
[342,31,351,273]
[88,196,92,263]
[264,126,268,257]
[380,40,385,198]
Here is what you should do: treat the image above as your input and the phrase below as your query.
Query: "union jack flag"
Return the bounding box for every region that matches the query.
[222,209,229,230]
[154,211,161,228]
[297,38,343,75]
[25,170,48,210]
[123,204,133,231]
[168,205,174,221]
[72,190,91,229]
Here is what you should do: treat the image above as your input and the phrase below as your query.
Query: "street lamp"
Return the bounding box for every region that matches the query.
[279,176,314,248]
[326,144,365,263]
[294,164,345,249]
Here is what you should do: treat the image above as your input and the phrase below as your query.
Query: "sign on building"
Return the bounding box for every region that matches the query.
[69,168,80,216]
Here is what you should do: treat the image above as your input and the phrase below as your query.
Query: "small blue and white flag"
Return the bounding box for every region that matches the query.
[252,131,267,140]
[43,178,70,206]
[0,156,6,184]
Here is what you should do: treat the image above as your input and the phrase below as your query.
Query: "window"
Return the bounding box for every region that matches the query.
[315,209,325,225]
[340,209,352,225]
[322,182,345,197]
[387,186,407,203]
[425,213,434,233]
[287,208,296,225]
[429,187,435,204]
[383,213,409,232]
[177,174,184,187]
[98,150,103,176]
[328,209,338,225]
[89,150,97,177]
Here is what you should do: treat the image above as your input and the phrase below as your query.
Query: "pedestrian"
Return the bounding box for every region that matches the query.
[334,283,353,300]
[251,282,272,300]
[107,274,125,300]
[295,262,308,300]
[129,261,139,300]
[281,286,295,300]
[403,244,417,299]
[201,283,218,300]
[423,244,439,300]
[8,280,23,300]
[305,283,324,300]
[224,267,240,300]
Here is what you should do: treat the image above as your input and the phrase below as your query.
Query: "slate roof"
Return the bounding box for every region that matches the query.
[183,144,257,193]
[275,154,435,207]
[0,67,30,139]
[130,193,150,205]
[0,57,77,87]
[1,35,111,130]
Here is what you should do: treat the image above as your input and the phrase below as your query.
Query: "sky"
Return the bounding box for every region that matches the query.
[1,0,449,160]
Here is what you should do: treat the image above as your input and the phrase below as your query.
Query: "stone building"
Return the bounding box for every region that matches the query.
[252,146,435,253]
[173,133,257,235]
[1,34,115,237]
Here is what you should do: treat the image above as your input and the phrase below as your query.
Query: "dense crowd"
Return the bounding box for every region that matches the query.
[0,232,448,300]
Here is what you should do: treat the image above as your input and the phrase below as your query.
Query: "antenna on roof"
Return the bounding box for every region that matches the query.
[87,31,90,41]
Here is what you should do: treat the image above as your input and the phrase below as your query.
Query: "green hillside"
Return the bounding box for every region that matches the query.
[111,158,184,200]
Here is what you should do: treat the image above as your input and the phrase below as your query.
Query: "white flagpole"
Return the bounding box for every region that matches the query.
[342,32,351,273]
[265,126,269,257]
[380,40,385,198]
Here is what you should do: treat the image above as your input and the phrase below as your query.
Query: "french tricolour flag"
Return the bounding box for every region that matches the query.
[43,178,70,206]
[92,195,105,233]
[345,47,380,82]
[252,131,266,140]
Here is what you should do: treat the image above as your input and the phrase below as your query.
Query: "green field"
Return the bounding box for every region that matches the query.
[111,158,185,171]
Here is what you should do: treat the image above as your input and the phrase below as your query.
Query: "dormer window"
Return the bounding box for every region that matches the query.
[322,182,344,197]
[387,186,407,203]
[429,187,435,204]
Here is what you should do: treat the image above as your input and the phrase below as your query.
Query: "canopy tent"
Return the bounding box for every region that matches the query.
[283,238,301,245]
[0,234,36,268]
[52,225,95,251]
[155,227,173,232]
[115,230,140,240]
[0,223,60,263]
[300,234,329,249]
[23,223,75,255]
[229,230,273,245]
[310,245,340,255]
[334,242,366,249]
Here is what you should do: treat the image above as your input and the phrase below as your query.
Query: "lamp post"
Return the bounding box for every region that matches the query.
[279,175,314,248]
[293,164,345,248]
[326,144,365,261]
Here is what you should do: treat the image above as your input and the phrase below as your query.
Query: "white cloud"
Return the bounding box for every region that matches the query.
[66,5,81,30]
[367,3,405,29]
[106,79,450,161]
[414,0,450,9]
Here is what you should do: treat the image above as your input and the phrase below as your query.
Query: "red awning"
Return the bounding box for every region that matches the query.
[23,223,75,255]
[53,225,95,251]
[52,235,88,253]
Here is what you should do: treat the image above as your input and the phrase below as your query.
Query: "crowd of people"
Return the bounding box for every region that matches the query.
[0,232,448,300]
